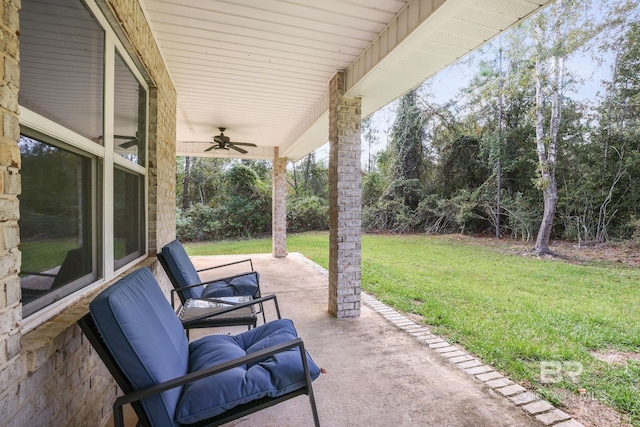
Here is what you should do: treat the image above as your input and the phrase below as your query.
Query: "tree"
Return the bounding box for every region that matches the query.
[533,1,564,255]
[450,29,539,239]
[362,116,379,172]
[182,156,191,210]
[440,135,489,198]
[383,88,426,209]
[288,153,328,198]
[583,3,640,241]
[532,0,594,254]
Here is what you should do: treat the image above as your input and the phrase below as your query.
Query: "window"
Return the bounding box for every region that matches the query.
[18,135,98,314]
[19,0,104,142]
[114,167,145,269]
[19,0,148,320]
[114,52,146,165]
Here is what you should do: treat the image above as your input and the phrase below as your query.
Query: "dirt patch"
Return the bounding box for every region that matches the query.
[446,234,640,267]
[549,241,640,267]
[562,392,634,427]
[405,311,425,325]
[591,349,640,365]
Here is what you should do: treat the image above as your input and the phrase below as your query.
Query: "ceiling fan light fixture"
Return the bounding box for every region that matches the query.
[181,127,257,153]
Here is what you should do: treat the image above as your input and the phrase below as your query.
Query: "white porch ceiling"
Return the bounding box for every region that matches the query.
[139,0,551,161]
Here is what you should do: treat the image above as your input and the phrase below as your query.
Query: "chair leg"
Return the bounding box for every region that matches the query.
[299,341,320,427]
[113,403,125,427]
[309,387,320,427]
[259,301,266,324]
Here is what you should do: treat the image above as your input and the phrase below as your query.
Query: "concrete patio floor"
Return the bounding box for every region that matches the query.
[185,252,552,427]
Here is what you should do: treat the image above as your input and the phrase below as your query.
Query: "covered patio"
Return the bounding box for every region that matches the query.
[144,253,564,427]
[149,0,555,319]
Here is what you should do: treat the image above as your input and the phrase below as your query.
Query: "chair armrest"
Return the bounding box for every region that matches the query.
[112,337,308,427]
[169,280,212,308]
[170,283,208,309]
[181,294,281,326]
[170,271,260,308]
[197,258,254,273]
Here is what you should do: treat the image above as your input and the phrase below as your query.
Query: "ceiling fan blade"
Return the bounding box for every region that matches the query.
[99,134,138,146]
[118,138,138,149]
[204,145,216,152]
[229,142,257,147]
[229,145,248,154]
[181,141,211,144]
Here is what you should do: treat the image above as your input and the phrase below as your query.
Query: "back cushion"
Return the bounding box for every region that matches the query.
[161,240,203,299]
[201,272,260,299]
[90,267,189,427]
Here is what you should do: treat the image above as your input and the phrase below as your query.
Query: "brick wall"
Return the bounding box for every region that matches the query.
[328,71,362,318]
[0,0,26,424]
[0,0,178,425]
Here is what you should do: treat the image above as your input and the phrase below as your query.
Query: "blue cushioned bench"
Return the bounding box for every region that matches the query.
[78,267,321,427]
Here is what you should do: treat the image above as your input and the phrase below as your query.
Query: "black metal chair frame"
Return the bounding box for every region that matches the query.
[157,252,267,327]
[78,311,320,427]
[179,294,281,331]
[159,254,258,307]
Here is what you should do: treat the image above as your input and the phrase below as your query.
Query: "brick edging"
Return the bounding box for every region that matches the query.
[290,252,585,427]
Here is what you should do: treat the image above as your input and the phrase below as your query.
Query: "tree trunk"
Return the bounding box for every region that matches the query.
[535,176,558,254]
[182,156,191,210]
[496,47,503,239]
[496,158,501,238]
[303,152,313,192]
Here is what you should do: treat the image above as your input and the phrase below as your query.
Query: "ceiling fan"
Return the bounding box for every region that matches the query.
[184,128,257,154]
[114,134,138,149]
[98,134,139,149]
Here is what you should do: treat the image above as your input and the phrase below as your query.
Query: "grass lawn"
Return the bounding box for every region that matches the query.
[185,232,640,425]
[20,238,79,273]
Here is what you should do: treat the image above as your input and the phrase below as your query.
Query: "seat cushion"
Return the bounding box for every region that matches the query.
[175,318,321,425]
[89,267,189,427]
[201,271,260,299]
[161,240,204,299]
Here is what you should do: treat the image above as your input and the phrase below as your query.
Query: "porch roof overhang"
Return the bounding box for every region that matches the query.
[140,0,552,161]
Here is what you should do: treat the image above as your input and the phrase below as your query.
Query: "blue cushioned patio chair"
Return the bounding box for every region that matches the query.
[158,240,266,324]
[78,267,321,427]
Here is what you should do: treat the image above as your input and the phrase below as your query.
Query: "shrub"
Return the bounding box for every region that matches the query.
[176,164,272,241]
[362,171,386,208]
[633,218,640,247]
[287,195,328,232]
[363,199,415,233]
[176,203,221,241]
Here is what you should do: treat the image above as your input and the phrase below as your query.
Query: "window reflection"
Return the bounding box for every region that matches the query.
[114,167,145,269]
[114,53,146,165]
[19,135,95,314]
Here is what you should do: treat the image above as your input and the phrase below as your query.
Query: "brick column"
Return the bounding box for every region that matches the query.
[0,0,24,416]
[328,71,361,318]
[272,147,287,258]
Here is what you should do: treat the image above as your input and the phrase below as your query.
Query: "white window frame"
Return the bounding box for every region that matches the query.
[20,0,150,332]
